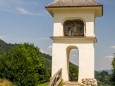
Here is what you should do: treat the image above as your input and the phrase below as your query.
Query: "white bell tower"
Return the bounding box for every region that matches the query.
[46,0,103,83]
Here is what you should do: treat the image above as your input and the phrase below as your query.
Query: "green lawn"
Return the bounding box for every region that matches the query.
[37,82,63,86]
[37,82,49,86]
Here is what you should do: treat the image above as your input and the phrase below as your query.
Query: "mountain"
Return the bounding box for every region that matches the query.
[0,39,52,68]
[0,39,15,53]
[97,69,113,75]
[42,53,52,68]
[106,70,113,74]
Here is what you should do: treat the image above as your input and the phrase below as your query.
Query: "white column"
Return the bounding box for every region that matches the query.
[52,43,69,81]
[78,44,94,82]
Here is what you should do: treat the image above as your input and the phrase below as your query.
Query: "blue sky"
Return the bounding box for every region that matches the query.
[0,0,115,71]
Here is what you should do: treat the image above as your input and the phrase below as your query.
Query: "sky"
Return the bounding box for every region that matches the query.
[0,0,115,71]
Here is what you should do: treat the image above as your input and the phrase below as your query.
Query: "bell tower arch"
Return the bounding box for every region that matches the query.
[46,0,103,83]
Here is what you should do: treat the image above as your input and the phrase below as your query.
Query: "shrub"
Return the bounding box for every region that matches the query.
[0,43,50,86]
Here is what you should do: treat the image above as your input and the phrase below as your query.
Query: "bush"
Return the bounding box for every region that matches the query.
[69,62,78,81]
[0,43,50,86]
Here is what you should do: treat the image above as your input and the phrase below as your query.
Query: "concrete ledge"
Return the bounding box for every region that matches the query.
[51,36,97,43]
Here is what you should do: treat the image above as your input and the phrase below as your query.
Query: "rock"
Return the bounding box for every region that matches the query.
[82,78,97,86]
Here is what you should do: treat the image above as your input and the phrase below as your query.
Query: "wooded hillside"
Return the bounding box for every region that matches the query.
[0,39,113,86]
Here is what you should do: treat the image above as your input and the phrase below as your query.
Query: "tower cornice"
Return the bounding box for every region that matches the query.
[51,36,97,43]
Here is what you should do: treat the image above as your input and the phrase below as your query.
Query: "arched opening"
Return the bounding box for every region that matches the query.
[67,46,79,81]
[63,19,84,37]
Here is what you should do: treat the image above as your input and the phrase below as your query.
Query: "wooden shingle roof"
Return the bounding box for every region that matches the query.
[46,0,102,8]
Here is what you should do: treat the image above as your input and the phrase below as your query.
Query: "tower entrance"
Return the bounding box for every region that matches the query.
[67,47,79,81]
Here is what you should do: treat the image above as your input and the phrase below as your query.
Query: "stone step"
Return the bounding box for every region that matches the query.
[63,81,84,86]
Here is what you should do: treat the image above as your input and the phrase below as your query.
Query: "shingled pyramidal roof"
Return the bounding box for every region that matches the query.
[46,0,102,8]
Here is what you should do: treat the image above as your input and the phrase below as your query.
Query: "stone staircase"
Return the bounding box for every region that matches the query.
[63,81,84,86]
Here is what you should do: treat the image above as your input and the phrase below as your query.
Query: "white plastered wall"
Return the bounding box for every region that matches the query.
[51,10,95,82]
[52,40,95,82]
[53,10,95,37]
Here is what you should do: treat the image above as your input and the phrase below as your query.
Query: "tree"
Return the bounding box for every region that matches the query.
[95,71,111,85]
[69,62,78,81]
[111,53,115,85]
[0,43,50,86]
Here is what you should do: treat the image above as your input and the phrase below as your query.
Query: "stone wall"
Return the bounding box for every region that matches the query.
[82,78,97,86]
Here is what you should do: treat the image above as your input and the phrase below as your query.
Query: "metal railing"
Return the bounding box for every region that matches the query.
[49,69,62,86]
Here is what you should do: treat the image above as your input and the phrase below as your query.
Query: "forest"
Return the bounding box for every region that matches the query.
[0,39,115,86]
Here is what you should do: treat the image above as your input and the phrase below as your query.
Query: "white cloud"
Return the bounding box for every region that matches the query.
[46,45,52,55]
[40,50,48,54]
[0,35,6,39]
[105,56,114,61]
[0,0,46,16]
[16,7,29,14]
[15,7,45,16]
[48,45,52,50]
[0,35,10,42]
[106,56,113,58]
[110,46,115,49]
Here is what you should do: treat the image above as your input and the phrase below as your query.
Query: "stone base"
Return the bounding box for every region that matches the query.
[63,81,84,86]
[81,78,97,86]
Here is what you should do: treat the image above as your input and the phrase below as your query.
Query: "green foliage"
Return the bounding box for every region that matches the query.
[112,57,115,69]
[37,82,49,86]
[0,39,15,53]
[0,39,114,86]
[69,62,78,81]
[95,71,111,85]
[0,43,50,86]
[111,57,115,85]
[97,80,109,86]
[42,53,51,68]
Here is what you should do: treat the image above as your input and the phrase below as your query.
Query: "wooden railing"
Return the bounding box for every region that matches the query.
[49,69,62,86]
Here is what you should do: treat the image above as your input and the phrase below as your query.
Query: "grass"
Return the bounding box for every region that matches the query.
[37,82,62,86]
[0,78,14,86]
[37,82,49,86]
[37,81,63,86]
